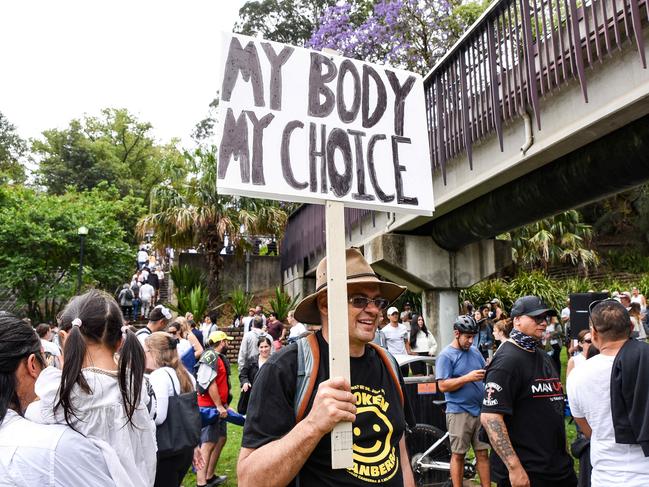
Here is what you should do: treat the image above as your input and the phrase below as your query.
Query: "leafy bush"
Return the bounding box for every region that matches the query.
[393,290,422,315]
[509,271,565,311]
[636,275,649,297]
[601,250,649,273]
[229,287,254,319]
[460,278,513,310]
[268,286,301,322]
[170,265,206,294]
[168,284,210,320]
[560,277,595,295]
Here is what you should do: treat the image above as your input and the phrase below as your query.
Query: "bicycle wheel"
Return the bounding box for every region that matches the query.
[405,423,452,487]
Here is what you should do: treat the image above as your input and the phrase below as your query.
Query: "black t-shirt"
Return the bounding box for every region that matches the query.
[242,331,414,486]
[482,341,574,481]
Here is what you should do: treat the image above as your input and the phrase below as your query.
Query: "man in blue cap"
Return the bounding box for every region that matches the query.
[481,296,576,487]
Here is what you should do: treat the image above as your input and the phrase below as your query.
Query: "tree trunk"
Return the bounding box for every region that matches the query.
[204,231,225,307]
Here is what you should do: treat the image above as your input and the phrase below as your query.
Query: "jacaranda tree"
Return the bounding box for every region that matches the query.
[307,0,488,74]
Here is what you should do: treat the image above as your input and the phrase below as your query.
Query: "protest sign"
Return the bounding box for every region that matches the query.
[216,32,434,216]
[215,33,434,470]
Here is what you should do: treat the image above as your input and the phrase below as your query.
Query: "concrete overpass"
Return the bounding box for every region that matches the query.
[282,0,649,345]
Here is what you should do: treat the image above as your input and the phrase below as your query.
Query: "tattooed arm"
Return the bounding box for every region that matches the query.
[480,412,530,487]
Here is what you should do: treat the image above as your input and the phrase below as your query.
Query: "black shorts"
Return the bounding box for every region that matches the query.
[200,418,227,444]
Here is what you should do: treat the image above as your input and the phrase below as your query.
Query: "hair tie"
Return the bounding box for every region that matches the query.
[169,337,179,349]
[121,325,129,333]
[72,318,82,327]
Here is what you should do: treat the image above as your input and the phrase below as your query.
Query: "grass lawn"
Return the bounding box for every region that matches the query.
[182,365,242,487]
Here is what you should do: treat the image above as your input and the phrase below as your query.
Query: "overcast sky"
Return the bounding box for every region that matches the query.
[0,0,247,146]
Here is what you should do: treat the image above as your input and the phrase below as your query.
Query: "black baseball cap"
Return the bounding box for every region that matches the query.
[510,296,558,318]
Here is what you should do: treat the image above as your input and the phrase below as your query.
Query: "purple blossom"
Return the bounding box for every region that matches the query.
[307,0,456,74]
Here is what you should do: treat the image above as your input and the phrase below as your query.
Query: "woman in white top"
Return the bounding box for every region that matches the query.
[25,289,157,487]
[629,302,647,340]
[408,315,438,375]
[566,329,592,378]
[144,332,201,487]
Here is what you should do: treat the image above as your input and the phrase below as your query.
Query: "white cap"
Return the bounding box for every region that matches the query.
[387,306,399,316]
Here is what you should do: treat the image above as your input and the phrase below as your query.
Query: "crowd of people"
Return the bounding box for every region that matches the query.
[3,244,649,487]
[117,245,168,322]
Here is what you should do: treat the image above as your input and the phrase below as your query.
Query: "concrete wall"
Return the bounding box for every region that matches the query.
[178,253,282,295]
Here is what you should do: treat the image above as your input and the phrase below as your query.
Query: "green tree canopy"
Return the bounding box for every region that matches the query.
[33,108,185,203]
[236,0,338,45]
[0,111,27,184]
[0,184,134,322]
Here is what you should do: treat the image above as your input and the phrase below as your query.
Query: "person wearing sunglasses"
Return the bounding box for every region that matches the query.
[567,298,649,486]
[481,295,577,487]
[566,329,592,378]
[0,312,116,486]
[238,248,416,487]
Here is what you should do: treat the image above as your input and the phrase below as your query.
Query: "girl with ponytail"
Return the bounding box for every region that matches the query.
[25,289,156,487]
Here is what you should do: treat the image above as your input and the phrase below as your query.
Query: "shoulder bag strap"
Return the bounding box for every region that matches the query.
[164,369,178,396]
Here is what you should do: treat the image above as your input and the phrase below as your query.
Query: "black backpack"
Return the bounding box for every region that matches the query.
[131,283,140,298]
[125,289,134,300]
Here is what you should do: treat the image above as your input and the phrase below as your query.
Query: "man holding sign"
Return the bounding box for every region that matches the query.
[237,248,415,486]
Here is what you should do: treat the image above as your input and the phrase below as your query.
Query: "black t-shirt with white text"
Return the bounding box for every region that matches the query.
[482,341,575,482]
[242,331,413,486]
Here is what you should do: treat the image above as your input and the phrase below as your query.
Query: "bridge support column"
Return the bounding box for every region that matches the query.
[364,234,511,347]
[422,289,461,349]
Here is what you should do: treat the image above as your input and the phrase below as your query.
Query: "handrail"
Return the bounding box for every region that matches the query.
[424,0,649,184]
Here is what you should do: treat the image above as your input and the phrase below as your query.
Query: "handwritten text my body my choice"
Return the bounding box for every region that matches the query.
[218,36,420,207]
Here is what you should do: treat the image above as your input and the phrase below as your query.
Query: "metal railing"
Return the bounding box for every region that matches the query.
[425,0,649,183]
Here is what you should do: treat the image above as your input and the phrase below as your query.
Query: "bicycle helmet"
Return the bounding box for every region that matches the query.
[453,315,479,334]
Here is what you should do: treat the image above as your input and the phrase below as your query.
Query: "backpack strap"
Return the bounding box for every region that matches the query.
[295,333,319,423]
[367,342,404,407]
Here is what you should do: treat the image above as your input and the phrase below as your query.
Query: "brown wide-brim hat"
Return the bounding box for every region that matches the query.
[294,248,407,324]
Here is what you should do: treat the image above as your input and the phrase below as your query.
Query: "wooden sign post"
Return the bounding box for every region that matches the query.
[215,32,434,470]
[325,199,353,467]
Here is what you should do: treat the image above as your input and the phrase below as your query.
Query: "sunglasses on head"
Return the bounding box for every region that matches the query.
[588,298,619,316]
[348,296,389,310]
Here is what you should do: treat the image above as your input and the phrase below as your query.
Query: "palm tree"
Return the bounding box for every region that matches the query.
[137,145,288,302]
[499,210,599,273]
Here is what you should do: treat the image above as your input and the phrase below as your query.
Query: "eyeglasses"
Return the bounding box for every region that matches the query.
[583,339,592,344]
[348,296,389,310]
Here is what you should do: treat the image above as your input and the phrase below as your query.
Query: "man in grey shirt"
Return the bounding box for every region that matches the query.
[237,315,272,369]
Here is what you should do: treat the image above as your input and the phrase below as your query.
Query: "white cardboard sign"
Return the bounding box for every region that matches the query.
[216,32,434,216]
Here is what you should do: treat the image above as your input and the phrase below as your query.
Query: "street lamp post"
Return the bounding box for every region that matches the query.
[77,226,89,293]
